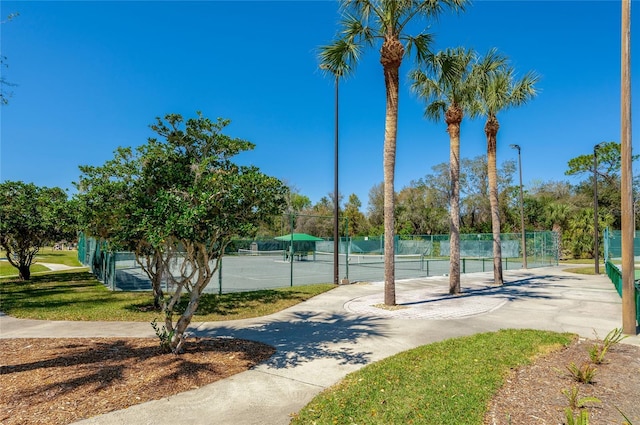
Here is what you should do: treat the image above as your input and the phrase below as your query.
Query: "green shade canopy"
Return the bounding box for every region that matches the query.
[274,233,324,242]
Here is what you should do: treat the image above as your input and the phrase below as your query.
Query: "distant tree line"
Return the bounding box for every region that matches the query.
[265,142,635,263]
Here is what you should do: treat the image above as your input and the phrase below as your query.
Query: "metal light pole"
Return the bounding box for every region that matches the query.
[593,142,605,275]
[321,64,341,285]
[510,144,527,268]
[332,71,340,285]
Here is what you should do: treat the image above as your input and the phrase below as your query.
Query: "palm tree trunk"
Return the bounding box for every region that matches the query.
[380,37,404,306]
[485,117,503,285]
[447,106,462,295]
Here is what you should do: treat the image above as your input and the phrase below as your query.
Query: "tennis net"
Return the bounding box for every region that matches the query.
[313,251,425,269]
[236,249,285,258]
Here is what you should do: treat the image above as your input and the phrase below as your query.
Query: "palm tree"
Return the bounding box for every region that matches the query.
[410,47,475,294]
[545,201,571,257]
[475,53,539,285]
[410,48,502,294]
[319,0,468,305]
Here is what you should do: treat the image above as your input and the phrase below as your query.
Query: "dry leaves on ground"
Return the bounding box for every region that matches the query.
[0,337,274,425]
[485,338,640,425]
[1,336,639,425]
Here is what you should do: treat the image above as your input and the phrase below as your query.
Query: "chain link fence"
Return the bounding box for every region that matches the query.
[78,215,558,293]
[603,228,640,324]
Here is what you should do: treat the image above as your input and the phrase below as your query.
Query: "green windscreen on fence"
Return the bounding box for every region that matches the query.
[79,226,558,294]
[603,228,640,259]
[603,228,640,324]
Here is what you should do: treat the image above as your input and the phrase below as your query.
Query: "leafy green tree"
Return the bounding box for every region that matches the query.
[566,141,639,229]
[253,186,311,238]
[410,46,478,294]
[0,181,76,279]
[475,51,539,284]
[343,193,370,236]
[460,155,489,232]
[289,192,312,213]
[75,146,169,308]
[419,156,515,234]
[77,112,287,353]
[565,141,629,183]
[566,207,614,259]
[544,202,573,257]
[295,196,335,237]
[320,0,468,305]
[396,179,448,235]
[367,182,385,235]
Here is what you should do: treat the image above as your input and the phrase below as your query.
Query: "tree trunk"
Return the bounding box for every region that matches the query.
[171,287,201,353]
[485,117,503,285]
[151,254,164,309]
[4,246,36,281]
[135,246,166,310]
[164,248,219,354]
[447,105,462,295]
[18,265,31,280]
[380,36,404,306]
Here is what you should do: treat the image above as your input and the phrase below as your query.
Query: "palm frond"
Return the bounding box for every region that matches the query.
[398,0,469,33]
[425,99,447,121]
[509,70,541,105]
[318,38,361,78]
[474,47,508,77]
[473,50,540,120]
[405,32,435,65]
[344,0,376,21]
[410,46,477,123]
[319,11,373,77]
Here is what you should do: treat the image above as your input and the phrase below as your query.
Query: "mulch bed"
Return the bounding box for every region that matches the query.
[0,337,274,425]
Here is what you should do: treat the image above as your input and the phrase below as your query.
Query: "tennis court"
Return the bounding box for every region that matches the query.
[79,231,558,293]
[110,249,545,294]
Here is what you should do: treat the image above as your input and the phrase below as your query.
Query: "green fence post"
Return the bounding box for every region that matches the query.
[345,220,349,281]
[289,213,294,287]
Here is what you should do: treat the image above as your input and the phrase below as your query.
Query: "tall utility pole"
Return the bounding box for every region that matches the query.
[510,144,527,268]
[620,0,637,334]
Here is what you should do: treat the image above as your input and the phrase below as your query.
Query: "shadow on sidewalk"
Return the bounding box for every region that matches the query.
[399,273,593,307]
[193,311,385,369]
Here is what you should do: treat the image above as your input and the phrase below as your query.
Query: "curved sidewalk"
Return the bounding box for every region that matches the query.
[1,266,638,425]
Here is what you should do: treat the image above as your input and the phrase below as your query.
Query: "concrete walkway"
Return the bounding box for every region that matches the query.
[0,260,87,279]
[1,266,638,425]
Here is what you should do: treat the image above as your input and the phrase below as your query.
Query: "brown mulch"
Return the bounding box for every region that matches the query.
[484,338,640,425]
[0,337,275,425]
[1,337,639,425]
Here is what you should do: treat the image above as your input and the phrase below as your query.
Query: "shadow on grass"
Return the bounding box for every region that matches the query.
[1,272,116,301]
[0,271,154,316]
[1,271,96,285]
[125,288,321,317]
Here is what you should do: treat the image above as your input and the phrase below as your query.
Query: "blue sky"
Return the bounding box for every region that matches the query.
[1,1,637,210]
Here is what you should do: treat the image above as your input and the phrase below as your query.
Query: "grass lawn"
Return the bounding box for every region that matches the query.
[1,266,586,424]
[34,247,83,266]
[0,262,49,277]
[0,270,335,321]
[291,329,575,425]
[0,247,84,277]
[559,258,604,275]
